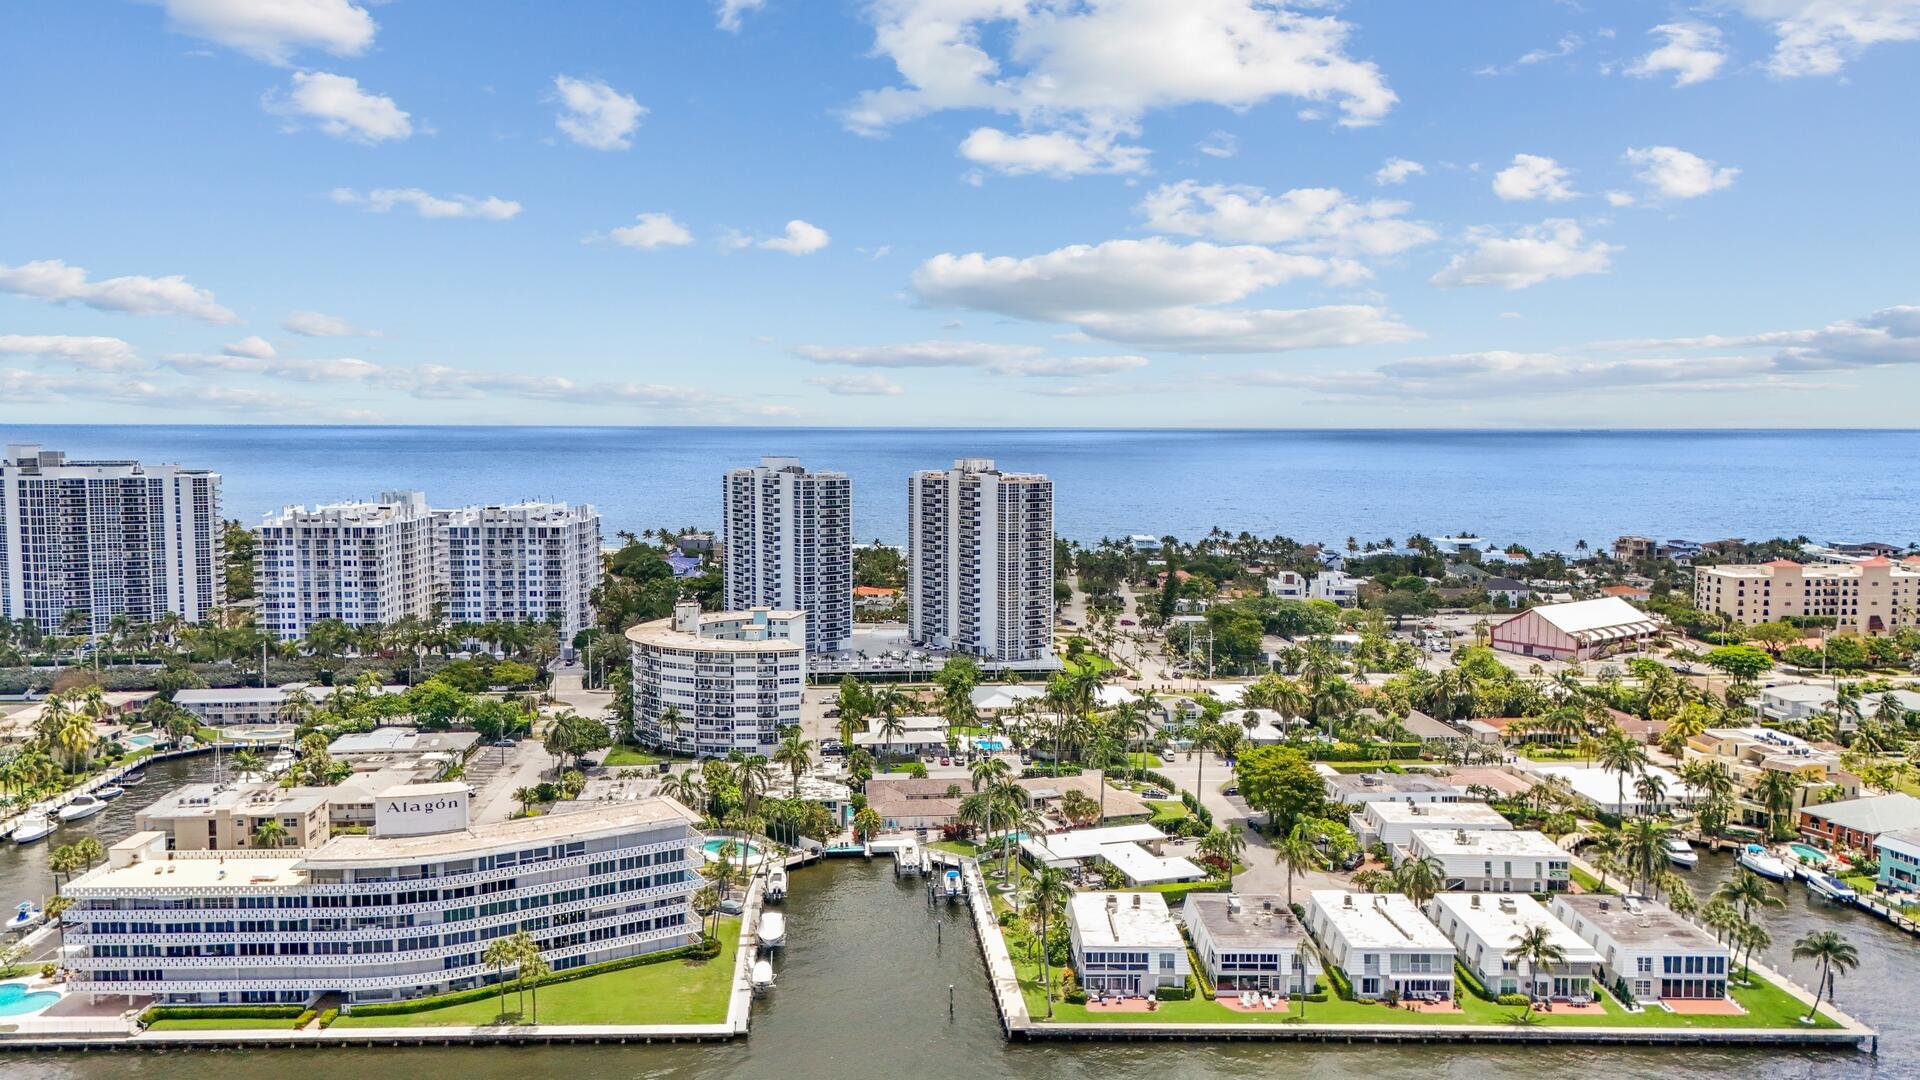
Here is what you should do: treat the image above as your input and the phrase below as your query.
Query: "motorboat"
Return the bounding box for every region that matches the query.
[95,785,126,800]
[57,794,105,822]
[1737,843,1792,882]
[758,912,786,949]
[1663,837,1699,868]
[750,959,775,994]
[6,901,43,932]
[942,868,964,899]
[120,770,145,786]
[1806,872,1858,903]
[767,866,788,902]
[9,815,54,844]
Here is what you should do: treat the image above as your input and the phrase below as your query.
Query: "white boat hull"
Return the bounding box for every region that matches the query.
[1665,851,1698,868]
[10,822,53,844]
[1737,853,1791,882]
[758,913,785,949]
[57,802,104,823]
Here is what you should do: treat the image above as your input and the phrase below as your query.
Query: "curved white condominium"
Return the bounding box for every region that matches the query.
[629,600,806,758]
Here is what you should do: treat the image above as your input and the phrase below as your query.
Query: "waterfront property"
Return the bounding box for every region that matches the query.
[1874,828,1920,893]
[1683,726,1859,829]
[1488,597,1659,661]
[1304,891,1455,1001]
[1429,892,1598,1001]
[1551,894,1730,1003]
[62,796,703,1006]
[1324,770,1466,807]
[1183,893,1314,994]
[1404,828,1570,894]
[863,776,969,831]
[1067,891,1190,997]
[173,684,405,727]
[135,782,332,850]
[908,459,1054,664]
[724,457,853,654]
[1798,792,1920,852]
[629,601,806,758]
[1694,556,1920,636]
[1353,799,1511,850]
[1526,762,1699,817]
[1019,824,1206,886]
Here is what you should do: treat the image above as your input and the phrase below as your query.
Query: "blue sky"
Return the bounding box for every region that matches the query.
[3,0,1919,428]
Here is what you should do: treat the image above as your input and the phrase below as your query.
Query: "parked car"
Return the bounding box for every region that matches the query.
[1119,618,1135,626]
[1222,785,1240,796]
[1143,788,1169,800]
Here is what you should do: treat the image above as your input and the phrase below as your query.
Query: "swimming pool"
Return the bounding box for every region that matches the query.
[122,733,159,749]
[0,982,60,1017]
[1788,843,1830,865]
[703,837,768,863]
[973,737,1008,752]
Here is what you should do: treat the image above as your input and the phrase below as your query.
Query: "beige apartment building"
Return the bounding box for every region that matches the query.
[136,783,332,851]
[1693,556,1920,635]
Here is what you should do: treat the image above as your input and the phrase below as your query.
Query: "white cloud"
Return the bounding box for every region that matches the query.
[165,352,381,382]
[1597,305,1920,372]
[1624,146,1739,199]
[1137,181,1437,258]
[1430,219,1618,290]
[266,71,411,142]
[0,367,377,419]
[284,310,378,337]
[552,76,646,151]
[1197,131,1239,158]
[1374,157,1425,185]
[1492,153,1577,201]
[760,220,830,255]
[796,340,1148,377]
[223,335,276,359]
[0,334,144,372]
[0,259,238,323]
[1625,22,1728,86]
[1243,350,1813,401]
[155,0,376,65]
[606,212,695,249]
[1604,190,1637,207]
[331,187,522,220]
[807,373,905,396]
[715,0,765,32]
[1735,0,1920,76]
[958,128,1149,177]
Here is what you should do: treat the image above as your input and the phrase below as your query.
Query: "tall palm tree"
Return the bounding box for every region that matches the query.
[658,704,685,762]
[1391,854,1447,908]
[1505,922,1567,1014]
[516,934,550,1024]
[1594,732,1649,814]
[970,755,1013,860]
[1791,930,1858,1024]
[481,936,519,1021]
[1273,825,1319,910]
[1024,866,1072,1018]
[1754,769,1805,840]
[1203,825,1249,890]
[773,730,813,796]
[1714,869,1785,924]
[1619,817,1670,895]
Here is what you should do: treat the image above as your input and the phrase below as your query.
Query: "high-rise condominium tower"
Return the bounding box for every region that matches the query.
[907,458,1054,663]
[437,502,602,638]
[723,456,851,653]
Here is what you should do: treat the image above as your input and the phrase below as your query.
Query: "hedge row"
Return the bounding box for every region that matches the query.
[140,1004,304,1023]
[1154,977,1197,1001]
[1454,959,1493,1001]
[1185,947,1217,1001]
[1325,963,1354,1001]
[347,935,719,1016]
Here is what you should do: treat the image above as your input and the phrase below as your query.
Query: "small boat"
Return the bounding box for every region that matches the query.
[57,794,106,822]
[767,866,788,902]
[10,815,54,844]
[95,785,126,800]
[758,912,786,949]
[6,901,44,932]
[751,959,775,994]
[1806,872,1858,903]
[1737,843,1792,882]
[120,770,145,786]
[942,868,964,899]
[1663,837,1699,868]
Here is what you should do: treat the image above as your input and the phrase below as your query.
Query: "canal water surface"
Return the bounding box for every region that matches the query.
[2,758,1911,1080]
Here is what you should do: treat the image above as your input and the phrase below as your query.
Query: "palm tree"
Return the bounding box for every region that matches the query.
[970,755,1013,861]
[1273,825,1318,910]
[482,937,519,1022]
[1714,869,1784,924]
[1391,854,1447,908]
[516,934,551,1024]
[658,770,705,814]
[1024,866,1072,1018]
[1754,768,1805,840]
[513,785,539,817]
[1200,825,1248,888]
[852,805,883,842]
[1505,922,1566,1015]
[658,704,685,762]
[1791,930,1859,1024]
[1594,731,1649,814]
[1619,817,1670,895]
[250,818,289,849]
[691,883,721,938]
[773,730,814,795]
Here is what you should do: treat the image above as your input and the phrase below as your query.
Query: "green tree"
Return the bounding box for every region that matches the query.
[1024,865,1072,1018]
[1272,825,1319,910]
[1791,930,1858,1024]
[1234,745,1327,835]
[1505,922,1567,1015]
[1702,644,1774,683]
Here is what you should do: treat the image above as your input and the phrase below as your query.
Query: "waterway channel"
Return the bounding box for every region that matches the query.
[2,757,1912,1079]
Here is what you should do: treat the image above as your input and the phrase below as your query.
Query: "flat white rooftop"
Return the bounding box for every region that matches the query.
[1071,891,1183,950]
[1408,827,1565,859]
[1365,801,1513,828]
[1431,893,1599,963]
[1309,891,1453,951]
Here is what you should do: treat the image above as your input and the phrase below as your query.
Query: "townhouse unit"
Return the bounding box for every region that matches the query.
[256,492,438,640]
[1309,571,1362,606]
[436,502,601,639]
[1758,683,1920,729]
[1694,557,1920,636]
[1551,894,1730,1003]
[907,458,1054,663]
[1066,891,1190,997]
[1874,828,1920,893]
[1,444,222,636]
[628,601,806,758]
[723,457,852,654]
[1684,726,1859,829]
[62,795,704,1006]
[1304,891,1455,1001]
[1797,793,1920,852]
[1429,892,1599,1001]
[1183,893,1314,994]
[1265,570,1308,600]
[136,783,333,851]
[1404,828,1570,894]
[1324,771,1465,808]
[1353,799,1513,849]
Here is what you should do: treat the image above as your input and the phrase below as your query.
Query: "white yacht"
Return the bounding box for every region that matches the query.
[9,815,54,844]
[1806,872,1858,903]
[1663,837,1699,868]
[1737,843,1792,882]
[750,959,775,994]
[57,794,106,822]
[758,911,786,949]
[767,866,788,902]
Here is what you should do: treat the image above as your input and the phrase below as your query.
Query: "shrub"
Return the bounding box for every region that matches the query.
[1296,991,1329,1002]
[1496,993,1531,1006]
[140,1005,304,1023]
[1454,960,1493,1001]
[317,1008,340,1028]
[293,1008,317,1028]
[1064,988,1089,1005]
[1325,964,1354,1001]
[1154,979,1195,1001]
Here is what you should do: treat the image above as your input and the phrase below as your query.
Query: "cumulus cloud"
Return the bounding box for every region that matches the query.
[0,334,144,372]
[552,76,646,150]
[331,187,522,220]
[0,367,377,419]
[795,340,1148,377]
[1626,22,1728,86]
[1734,0,1920,76]
[1197,131,1239,158]
[1624,146,1739,199]
[715,0,765,32]
[1374,157,1425,185]
[154,0,376,65]
[759,220,831,255]
[1137,181,1436,258]
[605,212,695,249]
[223,335,276,359]
[265,71,411,142]
[164,352,381,382]
[959,128,1149,177]
[1430,220,1617,290]
[1492,154,1577,201]
[0,259,238,323]
[807,373,905,396]
[284,310,378,337]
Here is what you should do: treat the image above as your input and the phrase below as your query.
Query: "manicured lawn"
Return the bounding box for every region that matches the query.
[1147,800,1188,827]
[602,745,665,767]
[145,1016,304,1031]
[931,839,981,857]
[335,918,741,1028]
[1061,654,1117,677]
[1568,865,1616,894]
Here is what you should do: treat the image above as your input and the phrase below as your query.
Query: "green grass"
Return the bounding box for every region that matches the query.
[1147,800,1189,826]
[335,918,741,1028]
[602,746,665,767]
[144,1016,305,1031]
[1568,865,1616,894]
[930,839,981,856]
[1060,654,1117,677]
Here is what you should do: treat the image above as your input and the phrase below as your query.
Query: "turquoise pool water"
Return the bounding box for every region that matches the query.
[973,737,1008,751]
[1788,843,1828,864]
[122,733,159,749]
[702,837,765,860]
[0,983,59,1016]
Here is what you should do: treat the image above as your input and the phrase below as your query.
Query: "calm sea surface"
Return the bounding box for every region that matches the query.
[2,426,1915,549]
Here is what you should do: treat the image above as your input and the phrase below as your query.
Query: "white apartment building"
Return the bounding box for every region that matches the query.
[1405,828,1571,894]
[629,601,806,758]
[437,502,601,638]
[1695,557,1920,636]
[1354,799,1513,849]
[1067,891,1190,996]
[62,794,704,1006]
[256,492,437,640]
[907,458,1054,663]
[1551,894,1730,1002]
[0,444,221,635]
[1266,571,1308,600]
[723,457,851,653]
[173,683,405,727]
[1304,891,1455,1001]
[1184,893,1315,994]
[1429,892,1598,1000]
[1310,571,1362,606]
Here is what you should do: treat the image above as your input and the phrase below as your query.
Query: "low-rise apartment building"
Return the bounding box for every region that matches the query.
[1429,892,1598,1001]
[1067,891,1190,996]
[1353,799,1513,849]
[1694,557,1920,636]
[136,783,333,850]
[1404,828,1570,894]
[1324,772,1465,807]
[1685,726,1859,830]
[1551,894,1730,1002]
[1304,891,1454,1001]
[1184,893,1314,994]
[1874,829,1920,893]
[173,683,405,727]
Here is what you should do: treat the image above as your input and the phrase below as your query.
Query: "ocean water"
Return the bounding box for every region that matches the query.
[3,426,1915,550]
